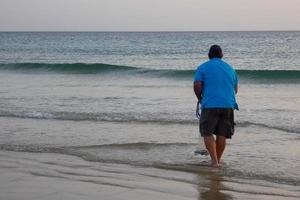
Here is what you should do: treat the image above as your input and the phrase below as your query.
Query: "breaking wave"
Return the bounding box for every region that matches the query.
[0,110,298,134]
[0,63,300,83]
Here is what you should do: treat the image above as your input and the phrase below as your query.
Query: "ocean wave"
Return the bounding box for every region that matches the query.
[236,69,300,83]
[0,110,299,134]
[0,63,138,73]
[0,110,194,124]
[0,142,194,153]
[0,62,300,82]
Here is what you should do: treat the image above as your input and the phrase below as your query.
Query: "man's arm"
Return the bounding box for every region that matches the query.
[234,71,238,94]
[193,80,203,102]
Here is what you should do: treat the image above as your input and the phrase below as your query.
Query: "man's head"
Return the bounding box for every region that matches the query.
[208,45,223,59]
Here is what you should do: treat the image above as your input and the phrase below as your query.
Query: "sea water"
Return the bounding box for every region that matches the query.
[0,32,299,190]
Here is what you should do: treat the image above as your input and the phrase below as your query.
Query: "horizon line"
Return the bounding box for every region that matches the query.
[0,30,300,33]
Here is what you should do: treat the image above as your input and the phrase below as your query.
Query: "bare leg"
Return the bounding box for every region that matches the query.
[203,136,219,167]
[216,136,226,163]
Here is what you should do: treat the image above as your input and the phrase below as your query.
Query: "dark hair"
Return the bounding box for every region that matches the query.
[208,45,223,59]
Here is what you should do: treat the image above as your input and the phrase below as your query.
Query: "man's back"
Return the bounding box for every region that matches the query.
[194,45,238,167]
[194,58,238,109]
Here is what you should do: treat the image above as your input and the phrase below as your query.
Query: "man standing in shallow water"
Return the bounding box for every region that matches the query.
[194,45,238,167]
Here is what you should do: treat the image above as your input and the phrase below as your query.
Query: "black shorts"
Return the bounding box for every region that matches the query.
[199,108,235,139]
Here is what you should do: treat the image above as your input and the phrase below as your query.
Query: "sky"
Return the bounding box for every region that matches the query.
[0,0,300,31]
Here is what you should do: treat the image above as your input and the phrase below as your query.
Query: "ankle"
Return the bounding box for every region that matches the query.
[211,160,219,167]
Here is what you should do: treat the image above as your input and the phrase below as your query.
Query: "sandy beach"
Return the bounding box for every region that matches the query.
[1,150,299,200]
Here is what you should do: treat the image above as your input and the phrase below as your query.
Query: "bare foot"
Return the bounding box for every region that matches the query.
[211,161,220,168]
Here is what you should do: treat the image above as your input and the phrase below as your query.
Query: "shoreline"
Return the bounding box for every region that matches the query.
[1,150,299,200]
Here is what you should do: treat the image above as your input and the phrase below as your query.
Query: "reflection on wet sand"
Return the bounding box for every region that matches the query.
[197,171,232,200]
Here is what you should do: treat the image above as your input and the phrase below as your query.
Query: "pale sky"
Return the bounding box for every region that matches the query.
[1,0,300,31]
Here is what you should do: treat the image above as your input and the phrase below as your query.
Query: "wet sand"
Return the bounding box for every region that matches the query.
[0,150,299,200]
